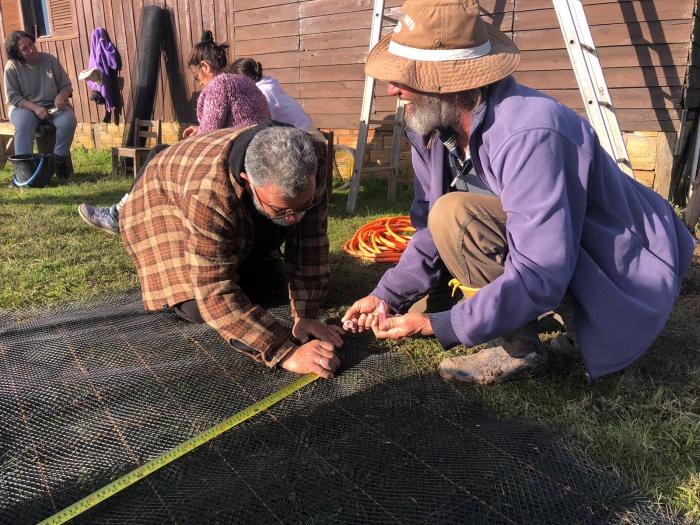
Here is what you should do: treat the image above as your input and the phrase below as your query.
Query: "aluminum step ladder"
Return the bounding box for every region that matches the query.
[346,0,405,214]
[553,0,634,177]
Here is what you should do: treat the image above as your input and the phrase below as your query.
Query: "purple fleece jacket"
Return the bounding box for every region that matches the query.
[372,76,695,381]
[88,28,118,111]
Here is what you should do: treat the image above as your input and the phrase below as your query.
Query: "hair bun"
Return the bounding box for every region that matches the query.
[200,30,214,44]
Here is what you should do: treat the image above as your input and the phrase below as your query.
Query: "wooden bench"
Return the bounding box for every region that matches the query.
[0,131,13,170]
[0,121,74,175]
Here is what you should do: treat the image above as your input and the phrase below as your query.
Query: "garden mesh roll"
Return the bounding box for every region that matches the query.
[123,5,164,147]
[0,293,682,524]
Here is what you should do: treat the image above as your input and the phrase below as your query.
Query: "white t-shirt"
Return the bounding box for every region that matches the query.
[256,76,315,132]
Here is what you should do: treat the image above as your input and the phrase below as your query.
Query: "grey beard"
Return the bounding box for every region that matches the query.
[405,94,463,135]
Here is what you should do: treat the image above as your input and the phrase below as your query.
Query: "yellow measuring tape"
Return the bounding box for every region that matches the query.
[39,373,320,524]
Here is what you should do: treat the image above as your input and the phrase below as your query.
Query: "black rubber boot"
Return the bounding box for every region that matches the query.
[53,155,70,179]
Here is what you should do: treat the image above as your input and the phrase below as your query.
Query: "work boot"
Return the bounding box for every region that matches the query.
[53,155,70,179]
[548,297,580,355]
[438,322,548,385]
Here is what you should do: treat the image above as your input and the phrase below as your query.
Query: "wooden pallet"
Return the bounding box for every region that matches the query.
[0,131,14,170]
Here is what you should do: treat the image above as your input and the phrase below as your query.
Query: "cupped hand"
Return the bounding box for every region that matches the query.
[32,105,48,120]
[279,339,340,379]
[372,312,433,340]
[54,95,68,111]
[341,295,384,332]
[292,318,344,348]
[182,125,198,139]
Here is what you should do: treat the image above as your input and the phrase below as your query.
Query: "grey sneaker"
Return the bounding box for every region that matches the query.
[78,203,119,235]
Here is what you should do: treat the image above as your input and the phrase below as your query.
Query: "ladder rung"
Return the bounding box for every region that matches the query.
[553,0,632,178]
[364,165,395,172]
[346,0,402,214]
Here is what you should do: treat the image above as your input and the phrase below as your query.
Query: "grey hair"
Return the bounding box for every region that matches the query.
[448,86,486,113]
[244,127,317,196]
[437,86,486,130]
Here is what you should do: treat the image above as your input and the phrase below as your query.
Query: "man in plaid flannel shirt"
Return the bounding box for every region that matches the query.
[121,121,344,378]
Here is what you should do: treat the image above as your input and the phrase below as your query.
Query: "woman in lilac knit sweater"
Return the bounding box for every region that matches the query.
[183,34,269,138]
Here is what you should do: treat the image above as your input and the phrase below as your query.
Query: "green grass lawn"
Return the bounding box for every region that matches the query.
[1,149,698,521]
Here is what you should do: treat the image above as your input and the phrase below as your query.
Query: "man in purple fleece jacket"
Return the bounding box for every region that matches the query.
[342,0,695,384]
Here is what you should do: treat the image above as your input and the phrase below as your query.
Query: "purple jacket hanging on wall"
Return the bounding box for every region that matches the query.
[88,27,118,112]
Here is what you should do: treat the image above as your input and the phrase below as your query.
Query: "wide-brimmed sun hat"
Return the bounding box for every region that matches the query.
[366,0,520,93]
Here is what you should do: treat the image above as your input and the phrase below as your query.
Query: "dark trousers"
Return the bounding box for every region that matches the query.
[173,255,288,324]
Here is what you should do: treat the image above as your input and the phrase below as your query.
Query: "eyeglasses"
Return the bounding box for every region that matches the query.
[192,63,202,80]
[249,181,321,220]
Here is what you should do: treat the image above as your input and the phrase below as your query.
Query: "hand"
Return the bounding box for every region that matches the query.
[54,94,68,111]
[372,312,433,340]
[31,104,48,120]
[279,339,340,379]
[182,125,198,139]
[292,318,344,348]
[341,295,384,333]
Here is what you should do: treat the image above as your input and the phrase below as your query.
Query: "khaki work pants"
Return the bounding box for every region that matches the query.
[412,192,576,344]
[409,192,507,313]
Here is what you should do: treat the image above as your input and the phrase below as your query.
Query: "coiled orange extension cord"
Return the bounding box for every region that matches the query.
[343,216,415,263]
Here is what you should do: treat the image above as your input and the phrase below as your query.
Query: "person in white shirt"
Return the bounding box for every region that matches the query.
[230,58,322,140]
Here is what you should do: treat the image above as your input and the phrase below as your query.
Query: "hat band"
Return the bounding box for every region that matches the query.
[388,40,492,62]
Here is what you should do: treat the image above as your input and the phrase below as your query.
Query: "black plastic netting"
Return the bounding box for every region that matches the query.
[0,293,682,524]
[123,5,164,147]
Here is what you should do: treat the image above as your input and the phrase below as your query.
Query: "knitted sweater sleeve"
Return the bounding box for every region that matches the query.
[196,76,230,134]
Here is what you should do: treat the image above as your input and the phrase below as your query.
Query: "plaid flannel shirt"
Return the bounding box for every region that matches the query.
[120,127,330,367]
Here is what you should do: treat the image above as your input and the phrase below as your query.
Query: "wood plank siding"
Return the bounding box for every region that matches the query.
[0,0,694,133]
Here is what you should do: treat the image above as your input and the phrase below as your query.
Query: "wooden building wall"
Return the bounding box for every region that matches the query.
[0,0,693,128]
[0,0,695,190]
[232,0,694,133]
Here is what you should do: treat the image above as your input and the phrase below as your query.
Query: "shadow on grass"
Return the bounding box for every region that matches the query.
[626,267,700,389]
[1,183,131,206]
[64,173,131,186]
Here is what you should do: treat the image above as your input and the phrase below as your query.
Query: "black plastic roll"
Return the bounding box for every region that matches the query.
[124,5,164,146]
